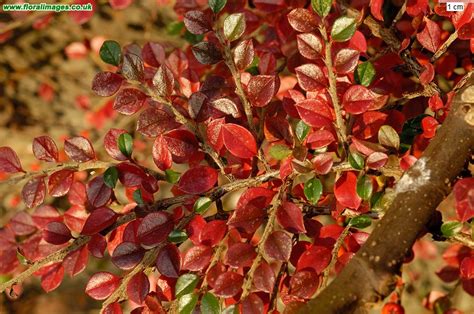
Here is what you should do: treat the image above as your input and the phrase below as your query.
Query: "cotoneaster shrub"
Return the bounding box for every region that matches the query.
[0,0,473,313]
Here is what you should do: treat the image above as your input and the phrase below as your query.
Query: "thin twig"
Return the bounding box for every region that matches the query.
[320,224,351,289]
[432,31,458,62]
[449,233,474,249]
[240,176,293,299]
[319,25,347,144]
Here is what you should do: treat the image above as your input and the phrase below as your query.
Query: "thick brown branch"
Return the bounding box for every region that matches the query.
[299,75,474,313]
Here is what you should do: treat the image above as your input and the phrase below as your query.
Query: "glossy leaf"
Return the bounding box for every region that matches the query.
[113,88,147,115]
[32,136,59,162]
[63,245,89,277]
[342,85,374,115]
[87,176,112,208]
[85,272,120,300]
[0,146,23,173]
[334,172,362,209]
[184,10,212,35]
[213,272,243,298]
[277,201,306,233]
[222,123,257,159]
[91,72,123,97]
[349,215,372,229]
[416,19,441,53]
[378,125,400,150]
[331,16,356,42]
[193,197,212,214]
[295,64,326,91]
[48,169,74,197]
[355,61,376,87]
[64,136,95,162]
[22,176,46,208]
[247,75,278,107]
[182,244,213,271]
[117,133,133,158]
[112,241,144,270]
[43,221,72,245]
[41,263,65,293]
[99,40,121,66]
[127,272,150,304]
[178,293,198,314]
[209,0,226,13]
[264,230,292,261]
[138,212,174,248]
[311,0,331,17]
[156,244,181,278]
[192,42,222,65]
[441,221,463,237]
[153,65,175,99]
[297,33,323,60]
[201,292,220,314]
[104,167,119,188]
[104,129,128,161]
[356,175,373,200]
[81,207,117,236]
[304,178,323,205]
[287,8,318,32]
[223,13,245,42]
[178,166,218,194]
[175,273,199,298]
[234,39,254,70]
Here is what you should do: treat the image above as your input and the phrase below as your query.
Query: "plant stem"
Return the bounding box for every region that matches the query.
[319,25,347,144]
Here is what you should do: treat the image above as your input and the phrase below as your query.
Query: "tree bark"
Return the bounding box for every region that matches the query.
[298,76,474,313]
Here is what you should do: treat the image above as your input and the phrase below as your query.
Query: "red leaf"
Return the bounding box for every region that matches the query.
[64,205,89,233]
[22,176,46,208]
[289,270,320,299]
[334,48,360,74]
[137,212,173,248]
[454,178,474,222]
[297,33,323,60]
[342,85,375,114]
[334,172,362,209]
[225,243,256,268]
[199,220,227,246]
[0,146,23,173]
[112,241,144,270]
[277,201,306,233]
[153,65,175,98]
[297,245,332,273]
[206,118,225,152]
[234,39,255,70]
[32,205,62,228]
[419,63,435,85]
[113,88,147,115]
[178,166,218,194]
[416,19,441,53]
[182,244,213,271]
[109,0,132,9]
[253,261,275,293]
[296,99,333,128]
[421,116,439,138]
[64,136,95,162]
[406,0,428,17]
[222,123,257,159]
[41,263,64,292]
[287,8,318,32]
[295,64,326,91]
[48,169,74,197]
[63,245,89,277]
[92,72,123,97]
[436,266,460,283]
[152,135,172,171]
[156,244,181,278]
[103,129,128,161]
[85,272,121,300]
[10,211,37,236]
[88,234,107,258]
[87,176,112,208]
[228,197,267,234]
[206,262,227,289]
[312,153,334,175]
[366,152,388,169]
[247,75,278,107]
[460,257,474,280]
[136,108,179,137]
[241,294,264,314]
[264,230,292,261]
[81,207,118,235]
[213,272,244,298]
[127,272,150,304]
[142,42,166,67]
[43,221,72,245]
[264,116,293,143]
[307,129,335,149]
[32,136,59,162]
[370,0,384,21]
[184,10,212,35]
[163,129,199,164]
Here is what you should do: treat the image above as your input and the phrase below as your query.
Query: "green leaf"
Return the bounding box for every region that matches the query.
[165,169,181,184]
[175,273,199,298]
[103,167,119,188]
[223,13,245,42]
[370,191,383,209]
[295,120,310,142]
[167,21,184,35]
[178,293,198,314]
[354,61,376,87]
[193,197,212,214]
[117,133,133,158]
[311,0,331,17]
[349,152,365,170]
[441,221,463,237]
[378,125,400,150]
[201,292,220,314]
[331,16,356,42]
[99,40,121,66]
[133,189,144,205]
[269,144,292,160]
[209,0,227,13]
[184,30,204,44]
[17,251,28,265]
[168,230,188,243]
[304,178,323,205]
[349,215,372,229]
[356,175,373,200]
